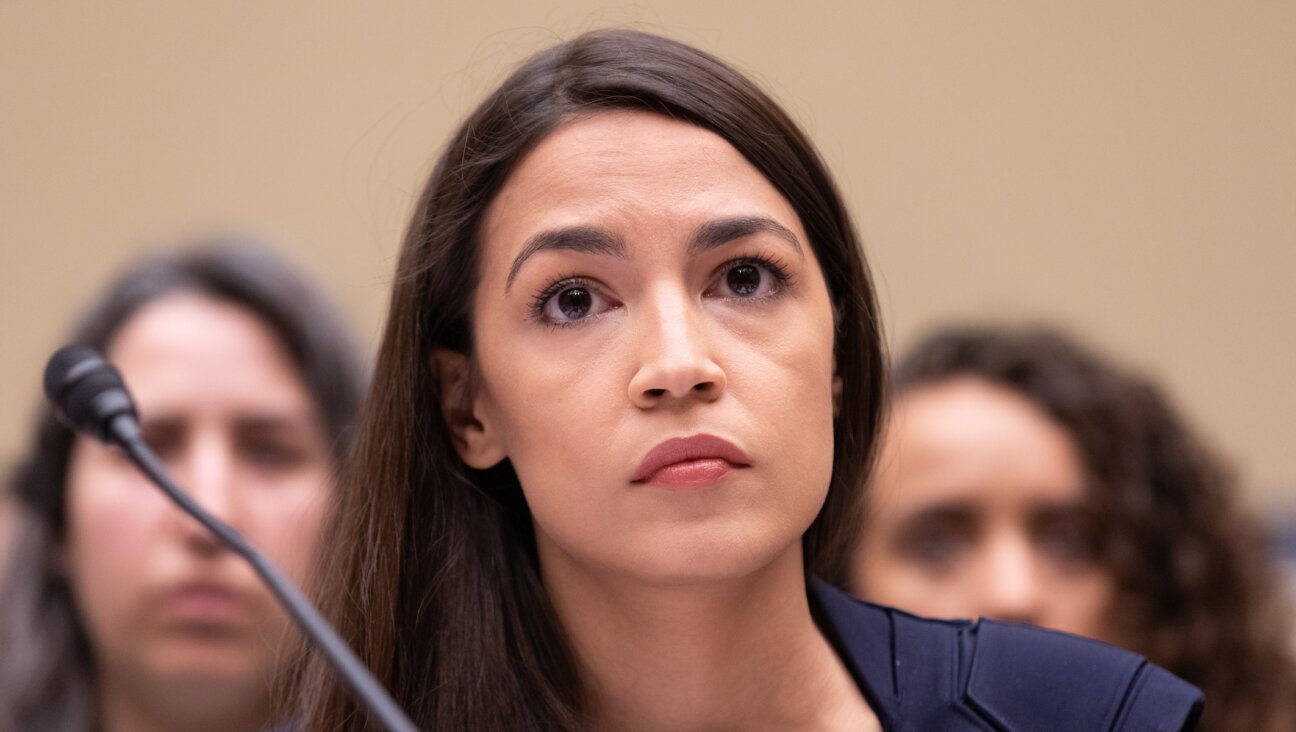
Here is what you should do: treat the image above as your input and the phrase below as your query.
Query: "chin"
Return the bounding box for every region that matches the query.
[139,663,272,728]
[147,643,269,688]
[622,523,803,587]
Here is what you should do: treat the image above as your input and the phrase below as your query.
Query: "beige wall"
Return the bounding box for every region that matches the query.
[2,2,1293,510]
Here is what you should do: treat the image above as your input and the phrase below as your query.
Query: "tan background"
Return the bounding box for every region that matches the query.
[2,2,1293,511]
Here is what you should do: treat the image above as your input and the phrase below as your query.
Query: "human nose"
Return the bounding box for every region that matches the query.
[976,532,1045,626]
[627,288,726,408]
[171,431,238,554]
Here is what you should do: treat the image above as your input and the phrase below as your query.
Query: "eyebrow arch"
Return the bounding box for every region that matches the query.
[689,216,803,257]
[897,502,979,525]
[505,226,627,291]
[233,413,322,432]
[503,215,803,292]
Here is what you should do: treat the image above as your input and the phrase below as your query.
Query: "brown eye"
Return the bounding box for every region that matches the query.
[894,508,978,570]
[903,527,972,567]
[1036,520,1099,565]
[726,264,762,296]
[140,421,185,462]
[556,287,592,319]
[1032,507,1101,567]
[711,258,787,300]
[539,282,615,325]
[241,442,302,470]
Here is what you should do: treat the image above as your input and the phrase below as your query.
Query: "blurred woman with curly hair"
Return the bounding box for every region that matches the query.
[850,324,1296,731]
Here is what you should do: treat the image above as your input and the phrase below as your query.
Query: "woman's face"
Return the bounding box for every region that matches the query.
[63,293,332,714]
[850,377,1118,642]
[453,109,838,585]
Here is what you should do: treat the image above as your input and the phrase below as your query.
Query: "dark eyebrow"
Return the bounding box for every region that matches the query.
[688,216,803,257]
[505,226,627,291]
[233,413,323,433]
[503,216,801,292]
[896,501,980,528]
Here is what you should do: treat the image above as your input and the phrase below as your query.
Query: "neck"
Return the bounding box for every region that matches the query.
[542,545,877,731]
[99,666,272,732]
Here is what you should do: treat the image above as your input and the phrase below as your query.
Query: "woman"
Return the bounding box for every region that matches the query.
[296,30,1201,730]
[851,325,1296,731]
[0,241,366,732]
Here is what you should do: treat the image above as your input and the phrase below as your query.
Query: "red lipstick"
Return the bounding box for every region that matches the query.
[632,434,751,489]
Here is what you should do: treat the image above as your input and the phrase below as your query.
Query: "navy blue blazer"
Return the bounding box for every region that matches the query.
[809,578,1203,731]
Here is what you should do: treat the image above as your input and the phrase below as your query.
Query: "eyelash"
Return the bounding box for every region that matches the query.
[711,252,795,300]
[528,253,795,328]
[529,271,594,328]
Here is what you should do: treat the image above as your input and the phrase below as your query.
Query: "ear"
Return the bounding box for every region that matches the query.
[432,349,507,469]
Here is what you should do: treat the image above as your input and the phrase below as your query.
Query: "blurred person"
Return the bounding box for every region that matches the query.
[0,499,12,566]
[0,240,366,732]
[850,325,1296,731]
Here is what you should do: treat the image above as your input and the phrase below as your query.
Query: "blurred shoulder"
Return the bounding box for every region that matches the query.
[809,578,1203,731]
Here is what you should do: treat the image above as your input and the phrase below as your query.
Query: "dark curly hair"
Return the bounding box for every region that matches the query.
[892,324,1296,732]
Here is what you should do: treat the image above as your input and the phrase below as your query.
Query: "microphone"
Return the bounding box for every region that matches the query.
[44,345,418,732]
[43,345,140,444]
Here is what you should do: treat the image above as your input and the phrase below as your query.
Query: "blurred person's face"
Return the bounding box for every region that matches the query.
[443,109,839,587]
[63,293,332,727]
[850,377,1118,643]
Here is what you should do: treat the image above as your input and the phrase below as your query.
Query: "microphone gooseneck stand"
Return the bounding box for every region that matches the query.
[114,416,418,732]
[45,346,418,732]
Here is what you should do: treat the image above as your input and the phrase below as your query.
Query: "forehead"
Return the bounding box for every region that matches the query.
[106,292,311,415]
[871,378,1087,513]
[479,109,805,255]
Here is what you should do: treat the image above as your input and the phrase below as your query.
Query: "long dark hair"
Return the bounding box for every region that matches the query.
[0,239,367,732]
[893,325,1296,732]
[296,28,884,731]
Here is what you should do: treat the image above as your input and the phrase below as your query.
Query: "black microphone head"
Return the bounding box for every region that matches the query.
[43,345,138,444]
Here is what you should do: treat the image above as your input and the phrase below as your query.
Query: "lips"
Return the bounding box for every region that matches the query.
[632,434,752,488]
[161,580,250,626]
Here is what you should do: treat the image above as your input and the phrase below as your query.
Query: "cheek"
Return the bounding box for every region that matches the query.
[483,368,627,543]
[475,320,635,491]
[853,543,930,605]
[860,564,984,622]
[238,469,333,585]
[851,523,968,615]
[62,445,169,634]
[734,298,839,506]
[1047,570,1119,640]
